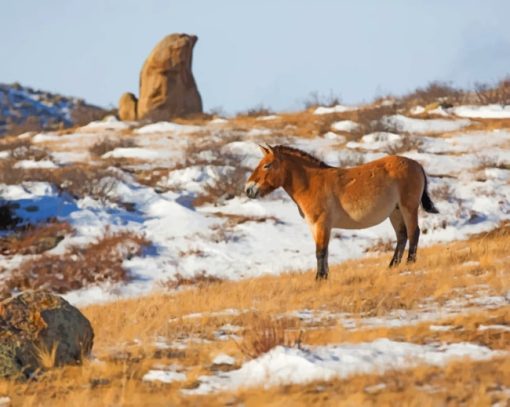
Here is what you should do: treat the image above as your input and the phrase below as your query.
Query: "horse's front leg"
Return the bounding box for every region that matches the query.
[313,222,331,280]
[316,247,329,280]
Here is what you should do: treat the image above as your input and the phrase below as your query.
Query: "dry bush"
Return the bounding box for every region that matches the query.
[0,161,122,203]
[0,137,49,161]
[161,134,249,206]
[213,212,282,228]
[161,272,223,290]
[0,136,31,152]
[207,106,227,117]
[192,165,249,207]
[238,105,274,118]
[236,314,302,359]
[71,102,110,127]
[384,135,423,155]
[0,220,72,255]
[303,90,342,109]
[89,136,137,157]
[353,104,400,135]
[430,182,454,202]
[401,81,465,106]
[474,77,510,105]
[49,166,122,203]
[3,230,149,297]
[3,116,47,136]
[365,238,394,253]
[133,167,171,190]
[336,151,365,167]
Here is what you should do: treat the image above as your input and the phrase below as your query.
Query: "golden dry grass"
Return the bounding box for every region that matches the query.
[1,224,509,406]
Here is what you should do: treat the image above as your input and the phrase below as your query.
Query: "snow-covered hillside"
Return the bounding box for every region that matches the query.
[0,83,106,136]
[0,104,509,305]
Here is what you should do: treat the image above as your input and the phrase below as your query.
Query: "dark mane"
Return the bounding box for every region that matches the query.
[274,145,332,168]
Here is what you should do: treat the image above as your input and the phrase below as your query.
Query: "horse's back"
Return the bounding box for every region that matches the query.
[327,156,425,229]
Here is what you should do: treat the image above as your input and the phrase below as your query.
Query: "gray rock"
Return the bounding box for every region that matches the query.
[0,291,94,379]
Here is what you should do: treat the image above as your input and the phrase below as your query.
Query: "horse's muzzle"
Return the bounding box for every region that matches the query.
[245,182,260,199]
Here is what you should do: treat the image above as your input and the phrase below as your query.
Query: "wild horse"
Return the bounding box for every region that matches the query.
[245,145,439,280]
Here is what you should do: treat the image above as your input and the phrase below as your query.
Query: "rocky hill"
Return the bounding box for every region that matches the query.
[0,83,107,136]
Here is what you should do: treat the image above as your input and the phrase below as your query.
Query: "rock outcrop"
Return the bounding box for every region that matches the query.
[118,92,138,121]
[118,33,203,122]
[0,291,94,379]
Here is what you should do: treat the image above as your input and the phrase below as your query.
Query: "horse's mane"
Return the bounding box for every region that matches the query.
[274,145,332,168]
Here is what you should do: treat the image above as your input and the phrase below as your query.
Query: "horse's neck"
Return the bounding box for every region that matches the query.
[282,161,317,205]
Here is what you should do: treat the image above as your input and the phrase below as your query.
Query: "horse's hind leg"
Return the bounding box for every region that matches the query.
[400,205,420,263]
[389,208,407,267]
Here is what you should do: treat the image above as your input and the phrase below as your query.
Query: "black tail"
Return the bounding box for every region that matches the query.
[421,168,439,214]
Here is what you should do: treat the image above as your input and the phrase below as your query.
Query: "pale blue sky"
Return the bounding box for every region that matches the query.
[2,1,510,113]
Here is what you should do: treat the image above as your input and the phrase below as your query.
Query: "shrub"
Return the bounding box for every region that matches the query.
[161,272,222,290]
[303,90,342,109]
[238,104,274,117]
[236,314,303,359]
[0,220,72,255]
[0,161,123,204]
[192,165,248,207]
[3,230,150,297]
[354,104,400,135]
[401,81,465,106]
[474,77,510,105]
[89,136,137,157]
[384,135,423,155]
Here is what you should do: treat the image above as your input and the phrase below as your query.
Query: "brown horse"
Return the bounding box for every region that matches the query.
[245,145,439,279]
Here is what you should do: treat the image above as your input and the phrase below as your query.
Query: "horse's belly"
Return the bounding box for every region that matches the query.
[331,193,397,229]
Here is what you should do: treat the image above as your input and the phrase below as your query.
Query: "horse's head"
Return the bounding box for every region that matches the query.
[245,144,285,199]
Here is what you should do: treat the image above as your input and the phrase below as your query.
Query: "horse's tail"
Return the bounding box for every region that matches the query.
[421,167,439,214]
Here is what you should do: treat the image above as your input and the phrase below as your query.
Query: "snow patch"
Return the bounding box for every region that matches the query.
[143,369,186,383]
[212,354,236,366]
[346,132,403,151]
[453,104,510,119]
[14,159,58,169]
[187,339,501,394]
[313,105,358,115]
[383,115,471,133]
[331,120,359,132]
[135,122,202,134]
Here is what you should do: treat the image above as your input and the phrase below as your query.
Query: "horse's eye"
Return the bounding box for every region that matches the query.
[263,162,273,170]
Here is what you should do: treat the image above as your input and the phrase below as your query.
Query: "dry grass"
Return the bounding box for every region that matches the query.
[0,224,509,405]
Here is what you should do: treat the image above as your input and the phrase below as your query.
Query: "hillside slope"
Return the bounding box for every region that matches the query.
[0,83,107,136]
[0,97,509,404]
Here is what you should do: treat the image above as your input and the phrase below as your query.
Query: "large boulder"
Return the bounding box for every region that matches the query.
[0,291,94,379]
[118,92,138,121]
[137,33,203,121]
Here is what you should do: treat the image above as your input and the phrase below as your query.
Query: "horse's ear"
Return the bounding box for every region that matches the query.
[258,144,271,155]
